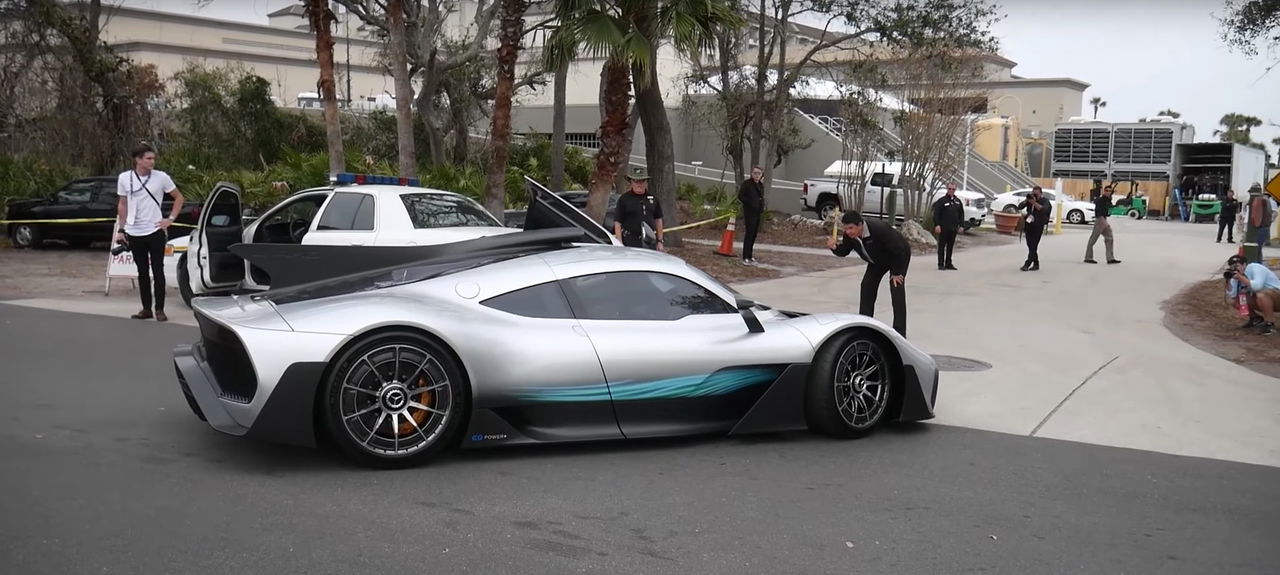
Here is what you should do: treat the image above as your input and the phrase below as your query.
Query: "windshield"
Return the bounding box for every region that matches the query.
[400,193,502,228]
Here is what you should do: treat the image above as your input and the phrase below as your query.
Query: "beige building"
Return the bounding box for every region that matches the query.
[80,2,399,108]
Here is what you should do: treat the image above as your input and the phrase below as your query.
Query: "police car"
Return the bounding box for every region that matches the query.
[170,173,612,307]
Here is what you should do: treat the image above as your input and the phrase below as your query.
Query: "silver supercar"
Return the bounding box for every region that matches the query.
[173,179,939,468]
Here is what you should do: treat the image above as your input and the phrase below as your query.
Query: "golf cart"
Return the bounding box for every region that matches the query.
[1109,179,1147,219]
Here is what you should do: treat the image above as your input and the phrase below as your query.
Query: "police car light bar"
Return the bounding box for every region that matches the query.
[330,172,421,187]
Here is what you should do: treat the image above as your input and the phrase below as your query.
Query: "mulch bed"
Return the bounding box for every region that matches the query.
[1162,274,1280,380]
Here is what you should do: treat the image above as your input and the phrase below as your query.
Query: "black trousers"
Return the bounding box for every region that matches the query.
[937,227,958,266]
[861,262,908,337]
[1217,217,1234,242]
[1024,225,1044,264]
[126,229,167,311]
[742,210,761,260]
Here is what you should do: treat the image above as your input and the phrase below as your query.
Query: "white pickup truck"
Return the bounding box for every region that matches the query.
[801,161,988,230]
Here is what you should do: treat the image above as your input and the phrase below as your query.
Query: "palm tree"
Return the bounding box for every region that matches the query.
[387,0,416,178]
[1156,109,1181,118]
[1089,96,1106,119]
[549,0,739,224]
[1215,113,1263,145]
[303,0,344,177]
[483,0,531,217]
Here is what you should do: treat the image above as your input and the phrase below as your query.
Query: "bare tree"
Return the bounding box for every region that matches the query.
[873,44,990,234]
[304,0,345,177]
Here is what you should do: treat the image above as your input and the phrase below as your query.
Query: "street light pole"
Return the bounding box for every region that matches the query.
[963,115,972,191]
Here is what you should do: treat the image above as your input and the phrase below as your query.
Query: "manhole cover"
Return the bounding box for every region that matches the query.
[931,355,992,372]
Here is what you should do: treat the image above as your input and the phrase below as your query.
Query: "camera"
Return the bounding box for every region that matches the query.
[1224,269,1236,280]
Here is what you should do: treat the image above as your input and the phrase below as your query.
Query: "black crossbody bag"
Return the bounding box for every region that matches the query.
[131,171,168,240]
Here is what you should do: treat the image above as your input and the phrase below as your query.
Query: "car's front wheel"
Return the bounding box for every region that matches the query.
[805,329,895,438]
[178,255,195,309]
[321,331,468,468]
[10,224,42,249]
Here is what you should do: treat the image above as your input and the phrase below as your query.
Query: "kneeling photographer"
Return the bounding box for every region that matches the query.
[1224,255,1280,336]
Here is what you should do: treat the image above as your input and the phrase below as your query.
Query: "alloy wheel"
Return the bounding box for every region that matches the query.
[832,339,889,428]
[338,344,454,457]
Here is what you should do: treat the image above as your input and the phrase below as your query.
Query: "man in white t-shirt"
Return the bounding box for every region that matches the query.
[115,142,184,322]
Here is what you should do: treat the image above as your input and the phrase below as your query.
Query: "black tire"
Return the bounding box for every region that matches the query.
[178,254,194,309]
[321,330,469,468]
[1127,209,1141,219]
[10,224,42,249]
[805,328,896,438]
[1002,205,1019,214]
[816,198,839,222]
[1067,210,1085,225]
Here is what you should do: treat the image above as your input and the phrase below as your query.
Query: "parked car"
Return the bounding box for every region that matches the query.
[989,188,1095,225]
[5,176,199,249]
[176,173,619,307]
[802,162,987,230]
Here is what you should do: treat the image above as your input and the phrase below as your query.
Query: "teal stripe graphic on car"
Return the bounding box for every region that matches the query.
[520,367,783,402]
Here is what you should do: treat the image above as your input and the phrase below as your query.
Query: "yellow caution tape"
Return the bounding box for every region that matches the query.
[0,217,195,228]
[665,212,733,233]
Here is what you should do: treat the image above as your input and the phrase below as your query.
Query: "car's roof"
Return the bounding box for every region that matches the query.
[290,184,474,199]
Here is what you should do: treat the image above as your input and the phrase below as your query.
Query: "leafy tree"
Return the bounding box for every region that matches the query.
[1219,0,1280,58]
[1215,112,1266,150]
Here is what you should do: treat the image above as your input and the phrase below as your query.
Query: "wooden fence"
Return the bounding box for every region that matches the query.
[1032,178,1173,217]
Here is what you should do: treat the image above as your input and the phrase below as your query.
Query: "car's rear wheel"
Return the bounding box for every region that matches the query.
[805,329,894,438]
[322,331,468,468]
[817,198,840,222]
[1002,204,1019,214]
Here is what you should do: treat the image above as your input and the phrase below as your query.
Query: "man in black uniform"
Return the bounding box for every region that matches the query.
[827,211,912,337]
[613,167,664,250]
[932,183,965,270]
[1217,191,1239,243]
[737,165,765,265]
[1018,185,1051,271]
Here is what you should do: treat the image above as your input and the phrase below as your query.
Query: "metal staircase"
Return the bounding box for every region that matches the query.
[793,108,1037,199]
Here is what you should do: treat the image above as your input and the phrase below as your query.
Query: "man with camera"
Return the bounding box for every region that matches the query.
[1225,255,1280,336]
[115,142,183,322]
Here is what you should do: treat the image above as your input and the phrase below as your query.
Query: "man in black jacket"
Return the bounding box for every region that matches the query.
[1217,192,1239,243]
[827,211,912,337]
[1018,186,1052,271]
[932,183,965,270]
[737,165,765,265]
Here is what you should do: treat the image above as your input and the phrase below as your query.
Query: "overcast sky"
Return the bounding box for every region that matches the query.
[114,0,1278,157]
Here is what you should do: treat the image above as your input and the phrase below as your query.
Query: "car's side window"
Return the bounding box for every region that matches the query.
[317,192,375,231]
[56,182,95,204]
[562,271,735,321]
[480,281,574,319]
[868,173,894,188]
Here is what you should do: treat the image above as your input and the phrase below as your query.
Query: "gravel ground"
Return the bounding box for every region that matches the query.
[0,244,125,300]
[1162,273,1280,380]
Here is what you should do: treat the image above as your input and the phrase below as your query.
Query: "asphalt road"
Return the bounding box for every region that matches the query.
[2,305,1278,574]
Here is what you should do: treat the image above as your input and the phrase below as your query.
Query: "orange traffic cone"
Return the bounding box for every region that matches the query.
[714,214,736,257]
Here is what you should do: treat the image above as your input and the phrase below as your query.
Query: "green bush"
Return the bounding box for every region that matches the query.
[0,155,85,212]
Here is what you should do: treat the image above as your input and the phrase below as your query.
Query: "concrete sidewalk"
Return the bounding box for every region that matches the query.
[733,217,1280,468]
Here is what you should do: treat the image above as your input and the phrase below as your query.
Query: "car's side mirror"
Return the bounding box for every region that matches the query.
[735,296,764,333]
